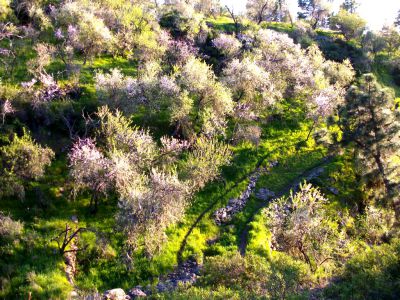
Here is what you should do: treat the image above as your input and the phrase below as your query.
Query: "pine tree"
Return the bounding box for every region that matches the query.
[297,0,331,29]
[395,10,400,28]
[340,0,359,13]
[340,74,400,220]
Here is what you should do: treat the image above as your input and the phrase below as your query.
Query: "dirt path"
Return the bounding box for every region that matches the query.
[238,156,334,256]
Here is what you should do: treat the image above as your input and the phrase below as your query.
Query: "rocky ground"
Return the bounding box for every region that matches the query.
[213,161,278,225]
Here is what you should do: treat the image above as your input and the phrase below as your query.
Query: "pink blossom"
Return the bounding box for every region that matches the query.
[21,78,37,89]
[39,73,56,87]
[160,136,190,153]
[1,100,15,124]
[67,25,78,40]
[159,76,180,96]
[212,34,241,56]
[54,28,64,40]
[2,100,14,115]
[68,138,113,196]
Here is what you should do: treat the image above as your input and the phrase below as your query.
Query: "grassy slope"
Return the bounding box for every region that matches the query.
[1,16,399,298]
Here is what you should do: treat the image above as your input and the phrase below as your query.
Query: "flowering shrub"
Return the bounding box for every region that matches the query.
[1,99,14,124]
[182,135,231,191]
[265,183,345,271]
[53,1,113,63]
[164,39,198,67]
[233,125,262,146]
[359,206,396,245]
[174,57,233,137]
[223,57,277,106]
[110,3,167,61]
[68,107,231,255]
[95,69,138,112]
[0,212,23,241]
[212,34,241,57]
[117,168,189,255]
[68,138,113,207]
[160,0,204,39]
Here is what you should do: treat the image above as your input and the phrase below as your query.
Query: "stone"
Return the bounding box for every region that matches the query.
[255,188,276,201]
[71,215,78,223]
[328,187,339,195]
[70,290,79,299]
[157,258,201,292]
[103,288,130,300]
[212,165,278,225]
[128,288,146,298]
[156,283,168,293]
[305,167,325,181]
[269,160,278,167]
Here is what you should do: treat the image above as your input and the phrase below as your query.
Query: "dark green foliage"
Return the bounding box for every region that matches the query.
[395,10,400,28]
[340,74,400,218]
[317,37,370,73]
[330,9,366,41]
[325,239,400,299]
[392,64,400,86]
[199,252,310,298]
[340,0,359,13]
[0,130,54,199]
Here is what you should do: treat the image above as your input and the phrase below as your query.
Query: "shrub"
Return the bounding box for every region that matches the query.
[325,239,400,299]
[0,131,54,199]
[200,252,311,298]
[330,9,366,41]
[233,125,262,146]
[159,2,204,39]
[265,183,346,271]
[0,212,23,241]
[212,34,241,57]
[358,206,395,245]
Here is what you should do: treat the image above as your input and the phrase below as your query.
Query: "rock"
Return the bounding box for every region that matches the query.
[305,167,325,181]
[212,164,279,225]
[128,287,146,298]
[84,293,102,300]
[269,160,278,167]
[156,283,167,293]
[71,215,78,223]
[70,290,79,299]
[255,188,276,201]
[157,258,201,292]
[228,198,240,206]
[103,288,130,300]
[328,187,339,195]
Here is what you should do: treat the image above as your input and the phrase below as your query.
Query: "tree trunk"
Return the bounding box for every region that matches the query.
[372,153,400,222]
[373,153,391,194]
[393,198,400,223]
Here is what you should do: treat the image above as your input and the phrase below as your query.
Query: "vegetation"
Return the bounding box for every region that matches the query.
[0,0,399,299]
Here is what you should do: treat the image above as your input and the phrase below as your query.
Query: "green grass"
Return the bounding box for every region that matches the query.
[261,21,295,34]
[2,16,395,298]
[205,16,237,33]
[0,99,325,297]
[372,55,400,98]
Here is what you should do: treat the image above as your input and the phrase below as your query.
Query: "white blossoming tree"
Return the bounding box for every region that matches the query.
[53,1,113,64]
[212,34,242,57]
[265,183,346,271]
[68,106,231,255]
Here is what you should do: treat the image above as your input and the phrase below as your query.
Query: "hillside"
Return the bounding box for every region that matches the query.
[1,1,400,299]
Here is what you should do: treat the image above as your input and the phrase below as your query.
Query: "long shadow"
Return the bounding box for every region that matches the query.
[176,141,302,265]
[238,155,334,256]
